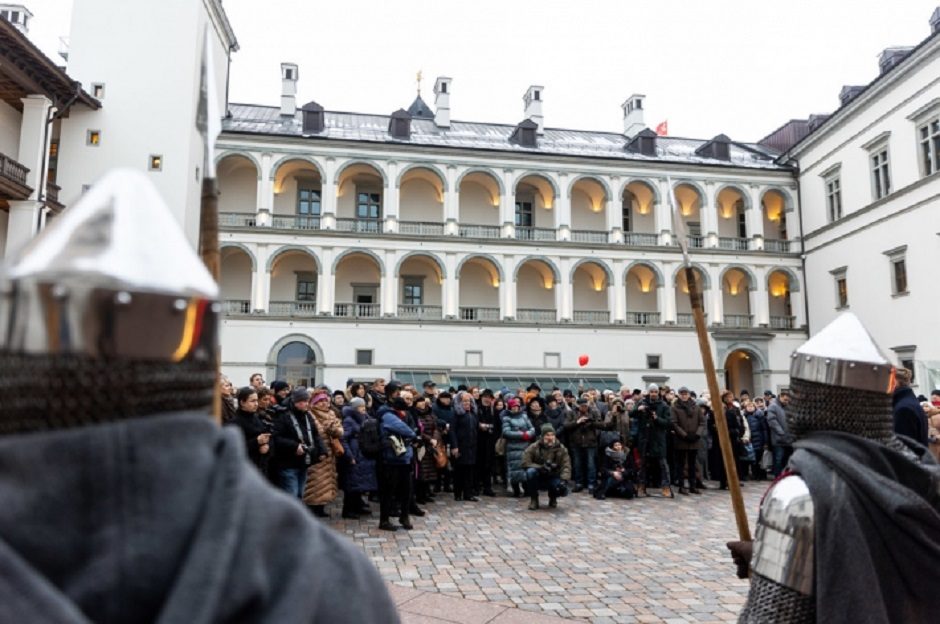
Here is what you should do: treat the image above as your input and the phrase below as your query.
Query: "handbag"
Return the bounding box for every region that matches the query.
[739,442,755,463]
[330,437,345,457]
[434,445,448,469]
[760,448,774,471]
[494,437,507,456]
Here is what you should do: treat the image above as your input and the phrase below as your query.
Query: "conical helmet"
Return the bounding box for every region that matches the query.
[0,169,219,433]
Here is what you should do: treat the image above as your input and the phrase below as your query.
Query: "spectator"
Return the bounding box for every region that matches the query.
[526,397,548,435]
[892,368,928,445]
[377,398,418,531]
[270,380,291,406]
[502,398,536,498]
[475,389,499,497]
[249,372,265,389]
[543,395,568,443]
[765,390,794,477]
[720,390,748,488]
[449,392,480,502]
[432,391,456,493]
[926,392,940,462]
[632,383,673,498]
[596,440,636,500]
[413,396,441,504]
[521,424,571,510]
[744,399,769,481]
[565,398,603,494]
[369,378,388,413]
[272,387,326,500]
[304,392,344,518]
[670,386,704,495]
[422,380,437,401]
[339,397,377,519]
[331,390,346,418]
[228,386,272,476]
[220,374,237,424]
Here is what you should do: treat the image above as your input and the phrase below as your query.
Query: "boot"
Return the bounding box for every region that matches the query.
[661,486,674,498]
[399,515,413,530]
[511,483,521,498]
[311,505,329,518]
[379,519,398,531]
[528,496,540,510]
[548,495,557,508]
[637,484,648,497]
[689,487,701,495]
[679,487,690,495]
[409,503,426,517]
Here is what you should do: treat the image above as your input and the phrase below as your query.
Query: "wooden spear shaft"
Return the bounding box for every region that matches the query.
[685,265,751,541]
[198,176,222,425]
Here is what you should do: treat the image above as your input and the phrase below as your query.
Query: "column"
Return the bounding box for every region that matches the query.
[384,162,399,234]
[791,288,806,328]
[253,244,272,313]
[661,261,676,324]
[558,257,571,321]
[745,184,763,250]
[317,247,334,315]
[382,249,396,316]
[655,178,673,245]
[5,200,42,258]
[613,259,626,323]
[500,169,515,238]
[702,182,719,248]
[18,95,52,200]
[752,266,769,327]
[555,173,570,241]
[444,166,459,236]
[258,152,274,222]
[444,252,458,318]
[605,194,622,243]
[707,265,722,325]
[321,157,337,230]
[504,255,516,319]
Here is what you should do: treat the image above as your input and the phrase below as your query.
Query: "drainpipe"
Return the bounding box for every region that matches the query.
[35,81,84,232]
[789,159,811,336]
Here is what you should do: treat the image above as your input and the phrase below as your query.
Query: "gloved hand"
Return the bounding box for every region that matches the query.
[685,433,700,443]
[726,540,753,579]
[521,432,531,441]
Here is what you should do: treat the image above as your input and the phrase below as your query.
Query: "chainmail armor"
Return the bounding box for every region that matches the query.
[787,378,894,444]
[739,573,815,624]
[0,352,214,434]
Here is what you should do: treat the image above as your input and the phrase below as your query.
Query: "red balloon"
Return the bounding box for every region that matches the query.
[578,355,589,367]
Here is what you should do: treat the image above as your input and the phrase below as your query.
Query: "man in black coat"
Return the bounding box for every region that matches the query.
[272,388,326,499]
[475,389,500,497]
[449,393,480,502]
[892,368,928,445]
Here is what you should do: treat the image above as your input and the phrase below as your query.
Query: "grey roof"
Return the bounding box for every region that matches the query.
[223,103,788,170]
[406,95,434,119]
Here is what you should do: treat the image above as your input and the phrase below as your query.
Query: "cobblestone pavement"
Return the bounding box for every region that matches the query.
[327,481,765,624]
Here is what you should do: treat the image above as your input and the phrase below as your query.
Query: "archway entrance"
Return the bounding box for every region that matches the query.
[276,341,317,388]
[724,350,755,398]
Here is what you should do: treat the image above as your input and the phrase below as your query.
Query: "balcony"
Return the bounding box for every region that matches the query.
[334,302,380,318]
[459,306,500,321]
[570,230,608,244]
[718,237,750,251]
[336,218,382,234]
[272,214,320,230]
[223,299,251,314]
[625,311,660,326]
[458,224,501,239]
[399,221,444,236]
[45,182,64,211]
[220,212,257,227]
[764,239,791,253]
[398,304,443,319]
[270,300,318,317]
[0,151,31,201]
[516,308,556,322]
[676,313,699,326]
[515,226,555,241]
[623,232,659,246]
[722,314,753,328]
[572,310,609,324]
[687,235,705,249]
[770,315,796,329]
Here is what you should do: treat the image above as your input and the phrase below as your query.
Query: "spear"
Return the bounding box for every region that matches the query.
[669,178,751,541]
[196,27,223,424]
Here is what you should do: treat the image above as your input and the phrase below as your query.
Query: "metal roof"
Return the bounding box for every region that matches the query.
[223,103,788,170]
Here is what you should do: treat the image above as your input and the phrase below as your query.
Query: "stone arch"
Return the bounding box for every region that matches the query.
[671,263,712,290]
[512,255,561,283]
[760,186,795,213]
[569,257,613,283]
[394,251,447,279]
[714,183,752,211]
[456,253,505,282]
[331,247,386,276]
[396,163,449,192]
[618,177,661,204]
[269,154,325,181]
[624,260,665,287]
[265,333,326,383]
[513,171,560,206]
[266,245,322,273]
[672,179,707,199]
[455,167,505,196]
[766,266,801,292]
[220,242,257,271]
[567,175,611,201]
[216,151,262,178]
[717,342,769,374]
[719,264,758,291]
[334,159,389,186]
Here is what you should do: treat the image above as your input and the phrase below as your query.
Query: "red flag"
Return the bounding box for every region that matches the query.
[655,120,668,136]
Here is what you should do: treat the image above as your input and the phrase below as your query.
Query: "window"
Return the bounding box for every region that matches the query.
[465,351,482,367]
[441,82,447,94]
[544,352,561,369]
[86,130,101,146]
[297,186,321,216]
[0,11,8,20]
[148,154,162,171]
[871,148,891,199]
[285,68,294,80]
[892,346,917,382]
[296,273,316,301]
[825,175,842,222]
[515,200,533,227]
[736,203,747,238]
[622,190,634,232]
[534,90,540,101]
[646,354,661,370]
[355,349,373,366]
[92,83,105,99]
[356,191,381,220]
[883,246,909,296]
[919,118,940,176]
[831,267,848,309]
[402,276,424,305]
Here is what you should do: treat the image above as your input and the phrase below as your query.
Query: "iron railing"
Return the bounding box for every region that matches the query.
[219,212,257,227]
[515,226,555,241]
[458,306,500,321]
[223,299,251,314]
[272,215,320,230]
[770,315,796,329]
[687,235,705,248]
[570,230,608,244]
[718,237,750,251]
[764,239,791,253]
[270,300,318,316]
[458,224,501,239]
[625,311,660,326]
[623,232,659,246]
[516,308,556,322]
[572,310,609,324]
[336,218,382,234]
[723,314,753,328]
[399,221,445,236]
[334,302,380,318]
[397,304,443,319]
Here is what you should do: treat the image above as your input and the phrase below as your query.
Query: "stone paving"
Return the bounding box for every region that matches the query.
[327,482,765,624]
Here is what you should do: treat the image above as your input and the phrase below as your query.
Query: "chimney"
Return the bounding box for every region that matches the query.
[931,7,940,34]
[523,85,544,134]
[433,76,452,128]
[0,4,33,35]
[280,62,298,117]
[622,94,646,137]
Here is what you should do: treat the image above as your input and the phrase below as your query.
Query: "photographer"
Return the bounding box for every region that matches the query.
[272,387,327,500]
[670,387,705,495]
[631,383,674,498]
[564,397,603,494]
[596,439,636,500]
[520,424,571,510]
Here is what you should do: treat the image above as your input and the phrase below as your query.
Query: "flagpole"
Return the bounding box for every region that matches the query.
[669,178,751,542]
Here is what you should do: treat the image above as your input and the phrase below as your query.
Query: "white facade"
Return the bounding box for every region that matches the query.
[790,24,940,390]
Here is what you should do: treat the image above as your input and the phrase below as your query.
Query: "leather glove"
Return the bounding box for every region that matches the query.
[686,433,700,442]
[726,540,753,579]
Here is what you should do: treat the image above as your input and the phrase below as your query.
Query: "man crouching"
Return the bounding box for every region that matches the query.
[521,424,572,510]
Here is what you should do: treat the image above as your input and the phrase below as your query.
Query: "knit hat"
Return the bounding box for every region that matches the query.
[647,383,659,392]
[678,386,690,394]
[311,392,330,405]
[271,380,290,394]
[290,387,310,403]
[480,389,494,398]
[385,381,402,396]
[349,397,366,409]
[507,398,521,408]
[527,382,541,392]
[540,423,555,435]
[332,389,345,398]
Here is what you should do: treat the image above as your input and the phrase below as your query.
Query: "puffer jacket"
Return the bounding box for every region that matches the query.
[521,438,572,480]
[746,408,769,453]
[339,406,377,494]
[501,409,535,485]
[303,405,344,506]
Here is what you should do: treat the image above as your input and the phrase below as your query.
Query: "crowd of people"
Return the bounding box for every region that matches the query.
[220,371,940,531]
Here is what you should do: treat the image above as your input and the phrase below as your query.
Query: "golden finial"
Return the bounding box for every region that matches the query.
[416,69,423,94]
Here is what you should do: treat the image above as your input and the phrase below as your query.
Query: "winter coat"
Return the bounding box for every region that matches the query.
[724,405,747,459]
[432,400,456,439]
[501,409,536,485]
[632,398,671,459]
[449,403,479,465]
[746,408,769,452]
[221,395,237,425]
[892,386,928,446]
[671,399,705,451]
[602,410,631,447]
[414,406,444,482]
[271,401,327,471]
[564,408,603,448]
[521,439,572,480]
[476,402,500,472]
[228,408,273,475]
[601,447,634,480]
[543,407,568,441]
[379,405,417,465]
[339,406,378,494]
[765,399,793,447]
[304,405,343,506]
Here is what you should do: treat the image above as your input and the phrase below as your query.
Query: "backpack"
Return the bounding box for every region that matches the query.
[359,416,382,459]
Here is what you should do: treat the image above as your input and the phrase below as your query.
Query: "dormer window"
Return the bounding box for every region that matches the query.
[302,101,325,134]
[695,134,732,161]
[626,128,657,156]
[388,109,412,140]
[510,119,539,148]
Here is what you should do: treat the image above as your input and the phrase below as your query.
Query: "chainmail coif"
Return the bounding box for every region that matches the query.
[786,378,894,444]
[0,352,215,434]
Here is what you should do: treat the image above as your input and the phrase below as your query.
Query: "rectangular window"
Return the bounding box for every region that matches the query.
[831,267,848,309]
[871,148,891,199]
[148,154,162,171]
[297,187,321,216]
[646,354,661,370]
[355,349,373,366]
[515,200,533,227]
[737,210,747,238]
[92,83,105,99]
[892,259,907,295]
[622,202,632,232]
[687,221,701,237]
[402,277,424,305]
[544,352,561,369]
[296,274,316,301]
[86,130,101,146]
[919,118,940,176]
[825,176,842,222]
[356,191,381,220]
[465,351,482,367]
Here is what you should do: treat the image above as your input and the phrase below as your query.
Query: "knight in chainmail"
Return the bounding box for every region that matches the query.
[733,312,940,624]
[0,170,397,623]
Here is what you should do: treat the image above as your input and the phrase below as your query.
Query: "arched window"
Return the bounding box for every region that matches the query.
[276,341,316,388]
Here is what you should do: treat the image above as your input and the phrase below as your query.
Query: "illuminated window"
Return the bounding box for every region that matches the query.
[92,83,105,99]
[148,155,162,171]
[86,130,101,146]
